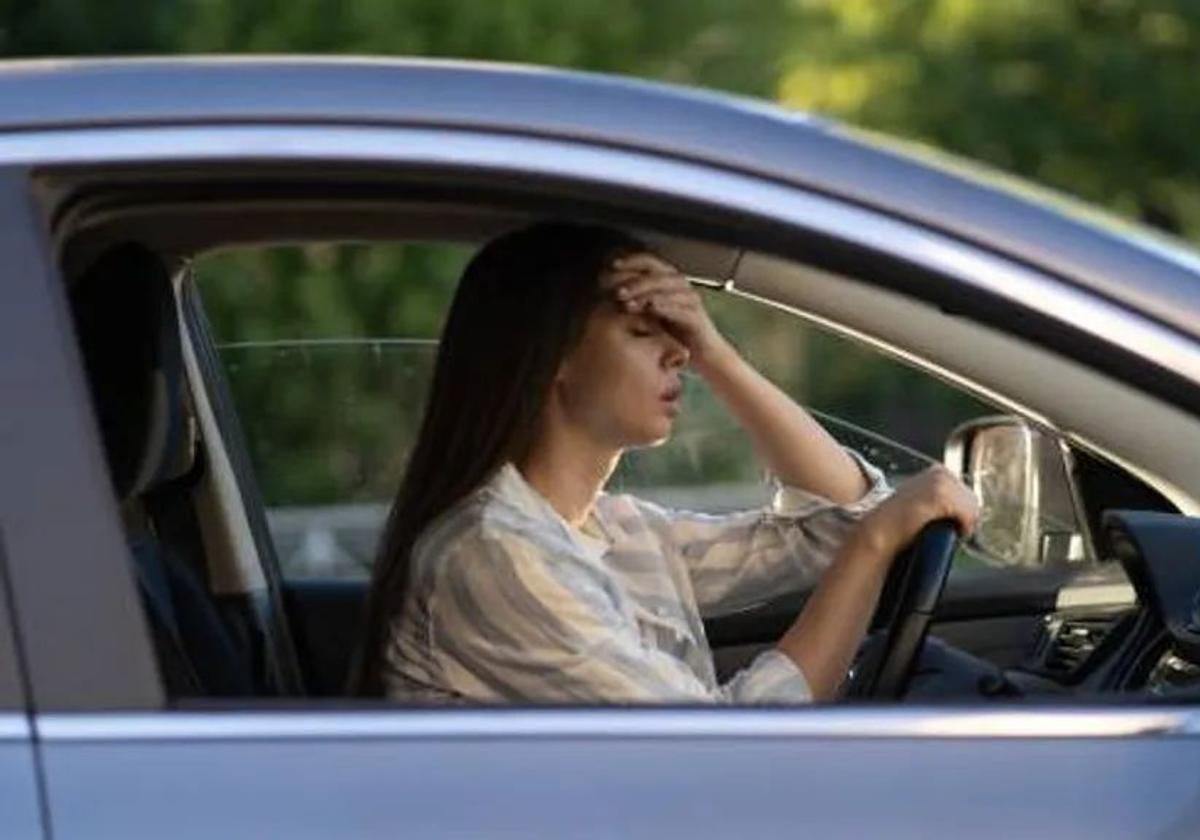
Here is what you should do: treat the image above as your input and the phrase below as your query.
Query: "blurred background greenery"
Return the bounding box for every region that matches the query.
[11,1,1197,568]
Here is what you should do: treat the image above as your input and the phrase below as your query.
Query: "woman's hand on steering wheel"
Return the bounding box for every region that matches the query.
[855,465,981,559]
[837,468,979,699]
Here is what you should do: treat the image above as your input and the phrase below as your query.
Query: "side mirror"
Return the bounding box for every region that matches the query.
[944,416,1091,568]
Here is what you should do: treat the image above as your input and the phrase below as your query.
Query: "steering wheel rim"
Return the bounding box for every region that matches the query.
[845,519,960,699]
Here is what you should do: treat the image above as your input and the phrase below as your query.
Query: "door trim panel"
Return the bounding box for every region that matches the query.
[36,706,1200,741]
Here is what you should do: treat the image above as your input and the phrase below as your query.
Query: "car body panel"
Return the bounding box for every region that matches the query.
[0,532,41,838]
[0,720,42,840]
[0,167,160,713]
[36,710,1200,840]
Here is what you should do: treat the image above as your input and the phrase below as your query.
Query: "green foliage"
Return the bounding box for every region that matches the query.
[170,0,795,98]
[0,0,185,55]
[198,243,469,505]
[779,0,1200,238]
[199,243,468,342]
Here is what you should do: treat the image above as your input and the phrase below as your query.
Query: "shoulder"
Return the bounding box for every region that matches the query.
[413,487,580,581]
[412,496,522,568]
[426,511,617,624]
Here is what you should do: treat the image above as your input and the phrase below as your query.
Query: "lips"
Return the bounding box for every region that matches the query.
[660,382,683,403]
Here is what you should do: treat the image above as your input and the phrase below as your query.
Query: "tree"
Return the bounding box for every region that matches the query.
[777,0,1200,239]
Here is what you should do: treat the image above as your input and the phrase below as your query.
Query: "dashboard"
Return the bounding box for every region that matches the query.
[1089,510,1200,696]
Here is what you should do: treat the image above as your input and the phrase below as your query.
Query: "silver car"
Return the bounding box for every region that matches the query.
[1,58,1199,839]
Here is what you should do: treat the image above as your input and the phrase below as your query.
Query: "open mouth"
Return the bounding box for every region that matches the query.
[660,382,683,405]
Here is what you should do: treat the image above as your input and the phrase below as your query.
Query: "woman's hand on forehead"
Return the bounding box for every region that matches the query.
[604,252,687,300]
[604,251,681,282]
[604,252,730,368]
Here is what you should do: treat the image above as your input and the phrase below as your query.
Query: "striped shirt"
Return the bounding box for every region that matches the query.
[383,452,891,705]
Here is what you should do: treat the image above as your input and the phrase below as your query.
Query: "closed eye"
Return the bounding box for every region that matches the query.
[625,314,659,338]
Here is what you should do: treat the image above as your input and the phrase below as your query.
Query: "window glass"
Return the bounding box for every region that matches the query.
[198,243,468,579]
[196,243,1086,580]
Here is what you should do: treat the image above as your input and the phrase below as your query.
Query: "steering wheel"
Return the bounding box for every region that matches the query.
[844,520,960,699]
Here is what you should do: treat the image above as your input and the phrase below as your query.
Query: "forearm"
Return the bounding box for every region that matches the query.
[695,337,867,504]
[774,529,890,702]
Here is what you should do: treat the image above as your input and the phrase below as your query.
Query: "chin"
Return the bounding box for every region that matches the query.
[627,420,673,449]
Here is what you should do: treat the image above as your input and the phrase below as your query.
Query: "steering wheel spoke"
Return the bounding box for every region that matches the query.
[845,520,960,699]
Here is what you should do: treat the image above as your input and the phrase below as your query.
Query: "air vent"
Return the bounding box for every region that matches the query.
[1039,615,1120,675]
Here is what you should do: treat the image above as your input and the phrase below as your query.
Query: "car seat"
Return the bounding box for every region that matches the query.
[70,242,258,697]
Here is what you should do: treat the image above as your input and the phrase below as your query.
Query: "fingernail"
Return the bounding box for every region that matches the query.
[616,287,629,299]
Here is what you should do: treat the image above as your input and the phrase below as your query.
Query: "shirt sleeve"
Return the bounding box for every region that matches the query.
[426,526,812,704]
[631,448,892,615]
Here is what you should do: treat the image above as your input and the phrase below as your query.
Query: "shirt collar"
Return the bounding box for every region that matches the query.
[488,463,611,561]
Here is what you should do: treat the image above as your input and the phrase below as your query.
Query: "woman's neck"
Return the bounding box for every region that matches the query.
[517,431,620,529]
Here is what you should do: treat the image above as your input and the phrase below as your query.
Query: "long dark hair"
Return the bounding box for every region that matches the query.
[349,221,646,695]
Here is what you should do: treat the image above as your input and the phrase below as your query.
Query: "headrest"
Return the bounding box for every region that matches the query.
[70,243,191,501]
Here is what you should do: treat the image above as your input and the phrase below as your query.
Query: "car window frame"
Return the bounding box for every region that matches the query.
[0,166,161,711]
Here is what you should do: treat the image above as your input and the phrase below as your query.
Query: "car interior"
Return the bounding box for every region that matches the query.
[44,164,1200,708]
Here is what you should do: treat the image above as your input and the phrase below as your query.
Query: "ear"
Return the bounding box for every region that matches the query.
[553,342,579,388]
[552,360,571,388]
[550,361,573,403]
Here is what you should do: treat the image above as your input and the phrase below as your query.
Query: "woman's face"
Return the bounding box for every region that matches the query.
[553,297,690,449]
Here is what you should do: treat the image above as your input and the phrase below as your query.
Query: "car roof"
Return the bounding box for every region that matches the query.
[5,56,1200,339]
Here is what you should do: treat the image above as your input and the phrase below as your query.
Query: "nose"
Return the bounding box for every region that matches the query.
[663,334,690,369]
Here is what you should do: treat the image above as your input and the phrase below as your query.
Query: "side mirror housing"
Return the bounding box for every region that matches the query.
[944,416,1092,568]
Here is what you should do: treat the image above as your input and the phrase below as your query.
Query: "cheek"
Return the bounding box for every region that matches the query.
[597,340,660,403]
[560,334,660,419]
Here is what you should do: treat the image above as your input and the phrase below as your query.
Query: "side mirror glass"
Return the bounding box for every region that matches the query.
[944,417,1091,568]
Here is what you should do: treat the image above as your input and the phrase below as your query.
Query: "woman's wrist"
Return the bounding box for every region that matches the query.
[845,517,898,568]
[689,332,739,379]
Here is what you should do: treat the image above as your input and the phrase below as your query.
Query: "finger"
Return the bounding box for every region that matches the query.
[948,487,980,537]
[616,276,693,304]
[644,298,704,337]
[612,252,681,275]
[962,490,982,535]
[600,268,649,291]
[604,272,683,301]
[645,289,702,312]
[623,289,700,316]
[612,267,688,294]
[642,296,693,319]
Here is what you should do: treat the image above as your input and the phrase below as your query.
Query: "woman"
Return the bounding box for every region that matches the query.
[352,222,978,703]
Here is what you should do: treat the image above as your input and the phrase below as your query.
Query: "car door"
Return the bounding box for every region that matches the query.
[0,167,120,840]
[14,111,1200,837]
[0,536,41,840]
